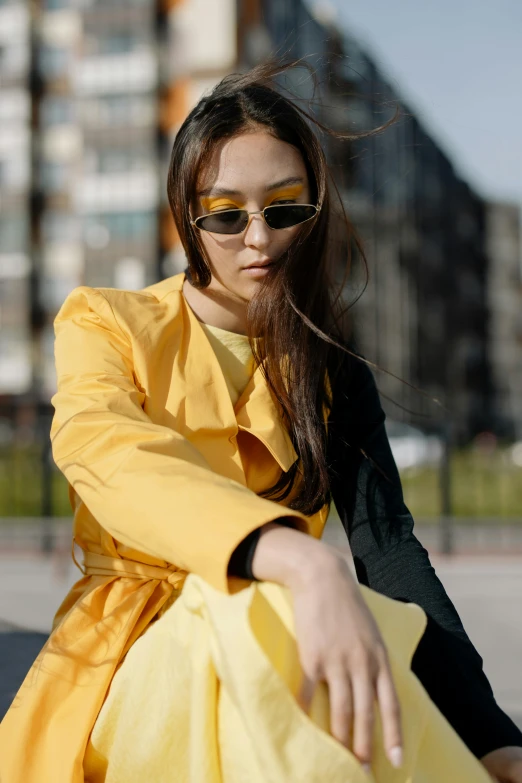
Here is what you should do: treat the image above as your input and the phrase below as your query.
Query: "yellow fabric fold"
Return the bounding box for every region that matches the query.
[84,575,492,783]
[81,549,188,589]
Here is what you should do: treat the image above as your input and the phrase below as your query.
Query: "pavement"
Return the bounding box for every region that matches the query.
[0,623,48,720]
[1,522,521,733]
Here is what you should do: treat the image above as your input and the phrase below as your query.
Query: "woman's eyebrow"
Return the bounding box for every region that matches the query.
[197,176,304,197]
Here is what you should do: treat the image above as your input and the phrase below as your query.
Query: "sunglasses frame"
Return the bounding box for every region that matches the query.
[190,203,321,234]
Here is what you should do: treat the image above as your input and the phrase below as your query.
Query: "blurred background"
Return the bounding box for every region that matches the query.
[0,0,521,727]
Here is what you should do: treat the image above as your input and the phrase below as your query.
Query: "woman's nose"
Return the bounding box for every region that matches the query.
[243,213,271,250]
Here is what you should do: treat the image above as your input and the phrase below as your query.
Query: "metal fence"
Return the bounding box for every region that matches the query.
[0,400,56,520]
[1,399,521,558]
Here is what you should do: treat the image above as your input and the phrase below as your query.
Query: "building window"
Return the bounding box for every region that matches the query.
[79,94,155,128]
[41,212,82,243]
[41,95,75,126]
[83,32,146,57]
[84,212,156,243]
[0,214,28,253]
[38,160,69,193]
[38,44,71,81]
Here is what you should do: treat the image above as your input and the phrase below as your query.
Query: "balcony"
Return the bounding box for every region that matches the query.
[41,125,82,162]
[0,4,29,48]
[72,169,159,213]
[0,126,31,192]
[166,0,236,78]
[0,88,30,124]
[79,95,156,130]
[72,49,158,95]
[0,329,32,395]
[0,253,31,281]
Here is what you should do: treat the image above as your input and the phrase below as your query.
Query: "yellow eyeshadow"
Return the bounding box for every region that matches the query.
[264,184,304,206]
[200,184,305,212]
[200,196,244,212]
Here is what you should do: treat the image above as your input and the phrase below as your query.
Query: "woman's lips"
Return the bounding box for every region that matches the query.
[242,262,274,276]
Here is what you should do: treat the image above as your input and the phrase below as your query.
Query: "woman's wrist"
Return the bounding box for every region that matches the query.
[251,521,352,590]
[228,518,304,581]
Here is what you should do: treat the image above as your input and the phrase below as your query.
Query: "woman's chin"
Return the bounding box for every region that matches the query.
[227,276,266,303]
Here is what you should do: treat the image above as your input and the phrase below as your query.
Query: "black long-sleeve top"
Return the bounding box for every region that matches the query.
[228,352,522,759]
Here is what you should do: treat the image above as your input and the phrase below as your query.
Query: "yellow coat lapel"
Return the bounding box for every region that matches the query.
[234,365,298,474]
[166,273,298,481]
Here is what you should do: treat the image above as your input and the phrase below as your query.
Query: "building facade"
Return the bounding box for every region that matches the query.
[0,0,32,396]
[0,0,238,403]
[485,201,522,440]
[240,0,518,443]
[1,0,520,443]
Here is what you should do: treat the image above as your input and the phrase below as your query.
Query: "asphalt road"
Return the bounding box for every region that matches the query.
[0,622,47,719]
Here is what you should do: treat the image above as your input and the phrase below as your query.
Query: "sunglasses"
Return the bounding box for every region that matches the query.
[190,203,320,235]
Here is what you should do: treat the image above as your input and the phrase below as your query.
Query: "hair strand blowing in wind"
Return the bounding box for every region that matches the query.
[167,57,401,516]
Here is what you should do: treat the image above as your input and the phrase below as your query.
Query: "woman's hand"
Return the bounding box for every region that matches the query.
[286,547,403,772]
[250,523,403,772]
[480,746,522,782]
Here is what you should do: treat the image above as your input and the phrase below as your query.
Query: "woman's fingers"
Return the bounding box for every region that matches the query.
[287,550,406,773]
[480,746,522,782]
[296,670,316,715]
[323,656,403,773]
[351,667,375,768]
[325,664,353,748]
[376,664,403,768]
[324,655,403,773]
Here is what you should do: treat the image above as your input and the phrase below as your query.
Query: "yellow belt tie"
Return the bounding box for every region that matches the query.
[73,538,187,591]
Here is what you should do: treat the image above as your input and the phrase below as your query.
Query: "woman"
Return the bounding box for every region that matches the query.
[1,60,521,782]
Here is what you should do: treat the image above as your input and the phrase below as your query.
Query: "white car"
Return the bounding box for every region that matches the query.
[385,420,443,470]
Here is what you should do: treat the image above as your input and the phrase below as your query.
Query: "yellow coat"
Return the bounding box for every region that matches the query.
[0,272,325,782]
[0,272,491,782]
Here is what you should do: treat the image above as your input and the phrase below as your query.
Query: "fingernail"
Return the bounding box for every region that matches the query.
[361,762,371,775]
[389,746,403,768]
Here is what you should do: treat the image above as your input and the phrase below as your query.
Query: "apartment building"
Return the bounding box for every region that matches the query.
[485,201,522,439]
[0,0,32,396]
[0,0,237,402]
[1,0,520,443]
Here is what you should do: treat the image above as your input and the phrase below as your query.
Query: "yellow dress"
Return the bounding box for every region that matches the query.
[82,322,491,783]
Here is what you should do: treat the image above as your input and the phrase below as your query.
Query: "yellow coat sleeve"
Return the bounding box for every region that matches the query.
[50,286,309,594]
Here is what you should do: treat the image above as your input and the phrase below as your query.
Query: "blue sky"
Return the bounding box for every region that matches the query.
[322,0,522,207]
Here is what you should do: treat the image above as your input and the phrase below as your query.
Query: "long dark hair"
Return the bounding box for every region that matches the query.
[167,58,399,516]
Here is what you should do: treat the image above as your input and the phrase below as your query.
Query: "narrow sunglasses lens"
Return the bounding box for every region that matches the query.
[197,210,248,234]
[264,204,317,229]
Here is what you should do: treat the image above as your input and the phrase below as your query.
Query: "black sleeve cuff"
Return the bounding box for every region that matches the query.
[227,519,297,581]
[227,526,263,580]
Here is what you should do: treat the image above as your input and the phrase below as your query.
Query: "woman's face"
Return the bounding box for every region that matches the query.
[192,129,312,302]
